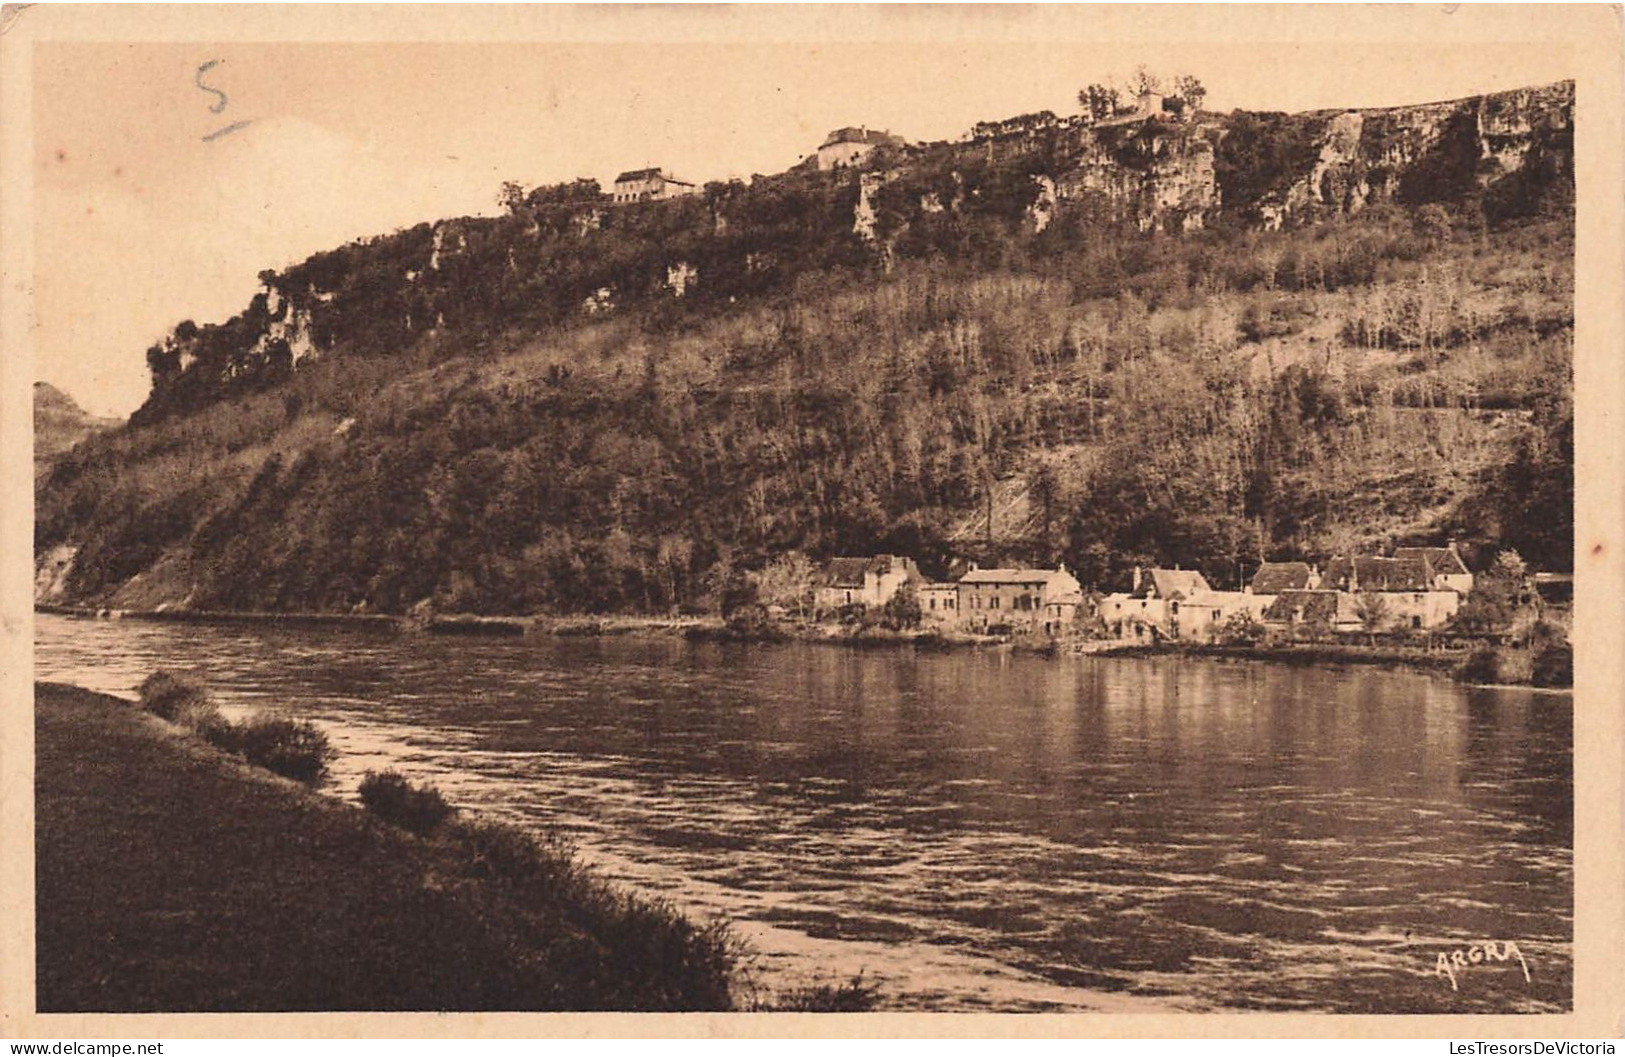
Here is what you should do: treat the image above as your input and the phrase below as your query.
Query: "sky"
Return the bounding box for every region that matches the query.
[30,29,1577,417]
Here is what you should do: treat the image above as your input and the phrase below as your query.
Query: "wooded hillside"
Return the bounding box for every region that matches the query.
[36,82,1574,615]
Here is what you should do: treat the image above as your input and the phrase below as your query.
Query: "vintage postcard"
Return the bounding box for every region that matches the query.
[2,3,1621,1040]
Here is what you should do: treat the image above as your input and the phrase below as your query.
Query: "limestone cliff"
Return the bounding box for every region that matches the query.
[125,81,1571,428]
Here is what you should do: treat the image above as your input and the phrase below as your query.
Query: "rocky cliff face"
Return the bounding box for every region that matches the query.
[1249,80,1573,229]
[126,81,1572,427]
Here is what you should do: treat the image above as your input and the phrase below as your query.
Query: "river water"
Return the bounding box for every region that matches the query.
[34,613,1572,1013]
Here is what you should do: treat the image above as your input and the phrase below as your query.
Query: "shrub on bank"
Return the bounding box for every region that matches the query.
[237,715,332,783]
[447,818,579,889]
[1531,642,1573,688]
[1458,645,1503,684]
[359,771,456,835]
[137,670,215,725]
[201,712,332,784]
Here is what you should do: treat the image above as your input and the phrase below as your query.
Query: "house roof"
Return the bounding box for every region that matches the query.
[814,555,917,588]
[959,567,1081,595]
[1148,568,1211,601]
[1323,555,1433,592]
[1250,561,1313,595]
[613,168,694,186]
[1263,590,1345,624]
[1394,546,1469,576]
[819,127,905,150]
[961,567,1054,585]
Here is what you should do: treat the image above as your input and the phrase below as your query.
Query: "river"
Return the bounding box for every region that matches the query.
[34,612,1572,1013]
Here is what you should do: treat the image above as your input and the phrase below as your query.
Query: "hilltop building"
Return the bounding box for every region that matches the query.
[611,168,697,204]
[814,127,906,171]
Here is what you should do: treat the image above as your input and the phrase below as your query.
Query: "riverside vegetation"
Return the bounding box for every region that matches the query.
[37,81,1572,623]
[38,672,876,1011]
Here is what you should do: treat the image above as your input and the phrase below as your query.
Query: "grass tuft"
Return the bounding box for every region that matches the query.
[762,973,883,1012]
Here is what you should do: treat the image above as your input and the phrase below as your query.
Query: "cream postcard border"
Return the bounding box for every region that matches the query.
[1,3,1620,1040]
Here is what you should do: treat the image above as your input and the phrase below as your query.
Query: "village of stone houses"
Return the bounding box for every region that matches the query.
[788,542,1569,673]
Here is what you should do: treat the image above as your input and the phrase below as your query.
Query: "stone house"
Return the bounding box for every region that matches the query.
[1392,543,1475,594]
[813,555,922,614]
[612,168,697,204]
[1169,589,1272,641]
[1099,566,1215,639]
[1262,589,1360,631]
[814,127,906,171]
[955,566,1084,635]
[919,582,961,626]
[1320,554,1462,630]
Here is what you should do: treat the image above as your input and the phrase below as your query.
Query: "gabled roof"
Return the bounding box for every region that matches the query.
[1263,590,1345,624]
[1394,546,1469,576]
[1148,568,1211,601]
[613,168,694,186]
[814,555,918,588]
[816,557,872,588]
[1322,555,1432,592]
[1251,561,1313,595]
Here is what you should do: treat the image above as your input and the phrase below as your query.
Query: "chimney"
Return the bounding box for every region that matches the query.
[1132,565,1143,593]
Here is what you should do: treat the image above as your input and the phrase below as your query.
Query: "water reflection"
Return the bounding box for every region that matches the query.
[35,614,1571,1013]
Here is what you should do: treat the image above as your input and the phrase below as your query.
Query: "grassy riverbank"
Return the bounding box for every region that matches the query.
[35,682,738,1012]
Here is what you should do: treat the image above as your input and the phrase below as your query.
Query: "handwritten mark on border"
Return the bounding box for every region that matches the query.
[197,59,254,142]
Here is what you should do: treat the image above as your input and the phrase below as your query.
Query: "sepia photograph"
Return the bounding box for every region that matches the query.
[3,3,1621,1038]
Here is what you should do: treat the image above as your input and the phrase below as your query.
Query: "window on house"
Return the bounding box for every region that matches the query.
[929,598,936,610]
[991,597,1000,610]
[1412,616,1422,629]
